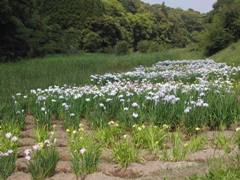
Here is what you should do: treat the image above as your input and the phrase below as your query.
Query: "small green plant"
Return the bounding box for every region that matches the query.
[95,121,122,148]
[26,143,59,180]
[187,135,207,153]
[171,131,188,161]
[132,124,168,153]
[235,128,240,149]
[68,124,92,152]
[35,127,49,143]
[113,135,138,167]
[214,132,232,153]
[68,126,101,179]
[0,153,16,180]
[71,146,101,179]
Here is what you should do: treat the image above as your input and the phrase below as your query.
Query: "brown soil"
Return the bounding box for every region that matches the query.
[7,115,240,180]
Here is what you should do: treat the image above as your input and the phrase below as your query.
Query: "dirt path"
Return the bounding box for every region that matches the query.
[6,116,240,180]
[52,120,72,174]
[16,115,35,173]
[8,115,35,180]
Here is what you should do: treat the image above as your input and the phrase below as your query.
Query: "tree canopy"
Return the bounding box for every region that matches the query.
[0,0,208,61]
[199,0,240,55]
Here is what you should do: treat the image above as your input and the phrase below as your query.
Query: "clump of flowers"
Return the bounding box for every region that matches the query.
[71,146,101,179]
[24,139,59,180]
[0,131,18,179]
[69,128,101,179]
[15,60,240,131]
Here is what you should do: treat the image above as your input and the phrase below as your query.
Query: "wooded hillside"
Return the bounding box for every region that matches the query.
[0,0,204,61]
[1,0,240,62]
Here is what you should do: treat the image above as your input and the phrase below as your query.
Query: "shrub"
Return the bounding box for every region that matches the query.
[102,46,114,54]
[62,28,82,54]
[137,40,161,53]
[149,42,160,52]
[137,40,151,53]
[203,27,233,56]
[82,31,102,52]
[115,41,129,55]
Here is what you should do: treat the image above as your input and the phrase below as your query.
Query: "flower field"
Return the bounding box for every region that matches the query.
[1,59,240,179]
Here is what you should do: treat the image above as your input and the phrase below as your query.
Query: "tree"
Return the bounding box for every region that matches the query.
[0,0,46,60]
[200,0,240,55]
[37,0,104,29]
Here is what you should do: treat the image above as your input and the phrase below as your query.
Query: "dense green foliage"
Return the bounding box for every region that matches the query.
[199,0,240,55]
[115,41,129,54]
[0,0,204,61]
[1,0,240,61]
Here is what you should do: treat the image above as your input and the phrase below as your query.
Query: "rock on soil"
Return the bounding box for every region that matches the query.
[23,124,35,131]
[7,172,32,180]
[57,147,71,161]
[18,138,35,146]
[20,129,35,138]
[55,138,68,147]
[86,172,122,180]
[100,149,113,162]
[16,158,28,172]
[25,115,34,125]
[46,173,76,180]
[56,161,72,173]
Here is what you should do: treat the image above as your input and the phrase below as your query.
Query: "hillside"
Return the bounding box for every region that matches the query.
[211,41,240,65]
[0,0,204,61]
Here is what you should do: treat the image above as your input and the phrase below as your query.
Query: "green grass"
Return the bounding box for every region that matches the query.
[0,49,202,105]
[212,41,240,65]
[189,155,240,180]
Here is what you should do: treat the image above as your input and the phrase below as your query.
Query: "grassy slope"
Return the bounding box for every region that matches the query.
[0,48,202,104]
[211,41,240,65]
